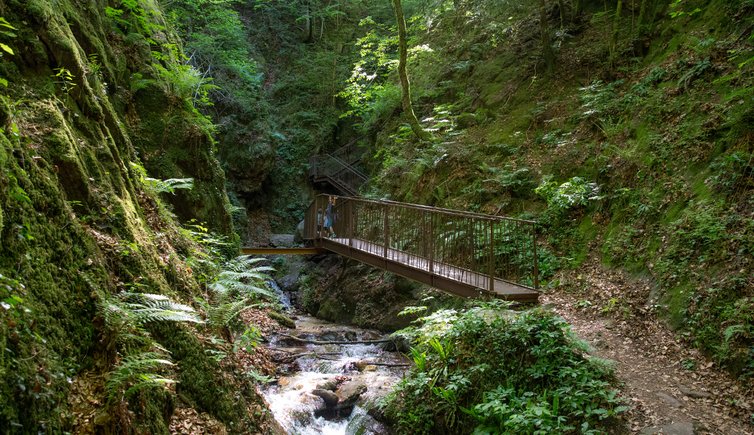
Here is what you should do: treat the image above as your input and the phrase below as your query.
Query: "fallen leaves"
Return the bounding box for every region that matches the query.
[543,256,754,434]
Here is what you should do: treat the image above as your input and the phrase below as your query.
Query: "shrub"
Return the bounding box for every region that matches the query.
[385,305,625,434]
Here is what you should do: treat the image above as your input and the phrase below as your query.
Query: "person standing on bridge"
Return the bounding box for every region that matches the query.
[325,195,337,238]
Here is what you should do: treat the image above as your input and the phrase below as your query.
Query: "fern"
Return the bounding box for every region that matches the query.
[198,296,254,330]
[199,256,277,334]
[121,292,204,324]
[101,291,203,354]
[106,352,176,402]
[144,177,194,194]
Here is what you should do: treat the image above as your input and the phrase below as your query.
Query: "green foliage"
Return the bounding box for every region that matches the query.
[0,16,16,86]
[339,18,398,120]
[669,0,703,18]
[385,305,624,434]
[130,161,195,194]
[151,61,218,110]
[707,151,754,195]
[536,176,601,216]
[233,326,262,353]
[106,352,176,402]
[105,0,166,37]
[52,67,76,94]
[101,291,203,353]
[197,256,275,335]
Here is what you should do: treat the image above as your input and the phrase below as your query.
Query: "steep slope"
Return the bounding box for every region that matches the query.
[0,0,264,432]
[347,0,752,378]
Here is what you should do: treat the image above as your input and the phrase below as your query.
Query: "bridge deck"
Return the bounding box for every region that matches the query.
[318,237,538,302]
[241,247,325,255]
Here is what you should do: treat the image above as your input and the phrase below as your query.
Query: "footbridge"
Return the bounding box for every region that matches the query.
[295,195,540,302]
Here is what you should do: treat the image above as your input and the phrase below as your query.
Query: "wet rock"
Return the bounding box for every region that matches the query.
[379,336,410,353]
[337,381,368,406]
[679,386,711,399]
[345,407,388,435]
[312,389,339,407]
[656,392,683,408]
[316,380,338,391]
[352,361,379,372]
[278,377,290,387]
[290,408,313,426]
[320,331,343,341]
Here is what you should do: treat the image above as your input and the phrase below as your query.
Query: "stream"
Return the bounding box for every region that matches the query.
[261,283,408,434]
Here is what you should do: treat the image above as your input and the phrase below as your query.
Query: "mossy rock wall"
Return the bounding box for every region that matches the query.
[0,0,253,432]
[296,255,461,332]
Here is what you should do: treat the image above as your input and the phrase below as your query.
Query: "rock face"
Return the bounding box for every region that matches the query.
[0,1,251,433]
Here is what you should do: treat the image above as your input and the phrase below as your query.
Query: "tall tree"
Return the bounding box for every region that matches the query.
[539,0,555,72]
[392,0,431,141]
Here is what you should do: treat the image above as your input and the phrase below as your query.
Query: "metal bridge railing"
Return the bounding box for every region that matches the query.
[304,195,539,291]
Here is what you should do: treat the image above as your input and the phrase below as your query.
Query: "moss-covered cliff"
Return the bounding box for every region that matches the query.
[0,0,263,432]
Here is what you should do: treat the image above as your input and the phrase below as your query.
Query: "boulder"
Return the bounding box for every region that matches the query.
[316,380,339,391]
[337,380,367,406]
[294,220,305,244]
[311,389,339,407]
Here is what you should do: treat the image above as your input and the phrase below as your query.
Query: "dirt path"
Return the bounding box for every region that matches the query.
[543,261,753,434]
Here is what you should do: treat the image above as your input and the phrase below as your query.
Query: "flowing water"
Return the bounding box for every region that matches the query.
[261,310,408,434]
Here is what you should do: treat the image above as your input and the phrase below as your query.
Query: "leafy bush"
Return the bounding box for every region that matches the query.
[385,305,625,434]
[535,176,601,217]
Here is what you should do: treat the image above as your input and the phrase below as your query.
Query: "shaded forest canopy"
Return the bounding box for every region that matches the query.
[0,0,752,433]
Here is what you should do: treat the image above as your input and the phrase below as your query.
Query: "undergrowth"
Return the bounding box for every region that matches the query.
[385,303,625,434]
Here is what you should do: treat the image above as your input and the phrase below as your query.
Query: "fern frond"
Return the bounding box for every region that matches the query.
[207,299,252,328]
[121,292,204,324]
[144,177,194,194]
[106,352,175,401]
[216,269,274,282]
[224,256,268,270]
[209,280,277,301]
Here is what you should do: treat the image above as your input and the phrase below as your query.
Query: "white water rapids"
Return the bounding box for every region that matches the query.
[260,312,408,434]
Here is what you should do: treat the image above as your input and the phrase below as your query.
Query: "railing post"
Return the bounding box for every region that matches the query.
[428,211,434,274]
[532,223,539,290]
[383,204,389,258]
[348,200,354,248]
[488,219,495,292]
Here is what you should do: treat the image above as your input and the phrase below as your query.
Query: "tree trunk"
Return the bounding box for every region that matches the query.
[572,0,581,19]
[637,0,648,34]
[610,0,623,61]
[392,0,431,141]
[540,0,555,73]
[305,0,314,43]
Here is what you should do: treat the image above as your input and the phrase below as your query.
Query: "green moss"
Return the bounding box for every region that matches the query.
[150,324,259,431]
[663,281,694,328]
[268,311,296,328]
[571,216,598,267]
